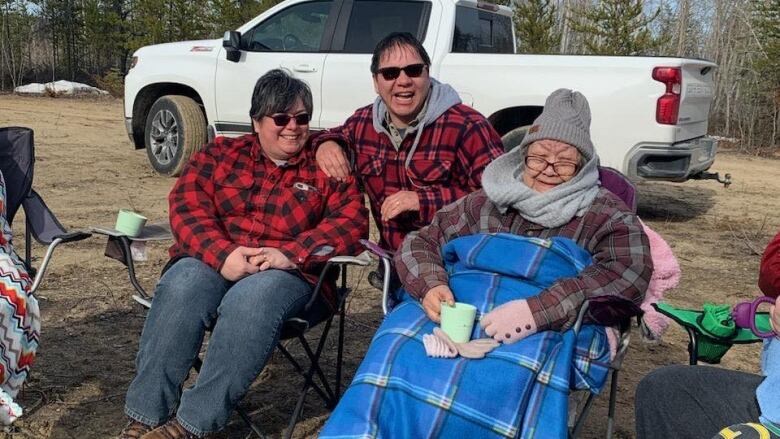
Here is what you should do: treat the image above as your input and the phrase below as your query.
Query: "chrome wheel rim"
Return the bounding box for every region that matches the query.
[149,109,178,166]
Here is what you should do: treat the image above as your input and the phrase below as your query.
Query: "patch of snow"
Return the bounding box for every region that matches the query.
[711,135,739,143]
[14,80,108,96]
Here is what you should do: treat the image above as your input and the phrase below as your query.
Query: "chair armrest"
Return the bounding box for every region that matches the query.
[29,231,93,294]
[611,329,631,370]
[303,252,374,313]
[573,300,590,334]
[358,240,397,315]
[360,239,394,259]
[55,231,92,243]
[327,252,373,266]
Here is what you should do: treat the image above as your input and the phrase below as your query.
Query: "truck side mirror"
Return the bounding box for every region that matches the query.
[223,31,241,63]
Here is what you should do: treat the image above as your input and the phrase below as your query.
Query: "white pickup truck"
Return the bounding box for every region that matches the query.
[124,0,725,184]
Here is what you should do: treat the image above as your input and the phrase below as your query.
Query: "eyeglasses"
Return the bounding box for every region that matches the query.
[267,112,310,127]
[525,156,578,177]
[376,63,427,81]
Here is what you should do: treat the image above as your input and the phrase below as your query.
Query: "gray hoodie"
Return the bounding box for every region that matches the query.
[371,78,461,169]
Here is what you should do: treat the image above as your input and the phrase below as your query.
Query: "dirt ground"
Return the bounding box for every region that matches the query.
[0,94,778,439]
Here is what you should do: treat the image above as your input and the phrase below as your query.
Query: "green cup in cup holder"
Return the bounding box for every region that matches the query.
[115,209,147,237]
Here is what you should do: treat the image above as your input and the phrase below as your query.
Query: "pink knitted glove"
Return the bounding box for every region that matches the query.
[423,330,458,358]
[423,328,500,359]
[481,299,538,344]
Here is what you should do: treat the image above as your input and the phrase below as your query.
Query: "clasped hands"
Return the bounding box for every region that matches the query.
[219,246,297,281]
[423,285,538,345]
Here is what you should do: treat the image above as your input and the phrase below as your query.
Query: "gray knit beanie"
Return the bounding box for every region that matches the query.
[518,89,595,160]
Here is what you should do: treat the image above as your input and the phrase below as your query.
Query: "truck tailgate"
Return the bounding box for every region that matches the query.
[676,61,716,142]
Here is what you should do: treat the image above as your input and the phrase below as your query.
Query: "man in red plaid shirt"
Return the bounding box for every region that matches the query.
[120,70,367,439]
[312,32,503,255]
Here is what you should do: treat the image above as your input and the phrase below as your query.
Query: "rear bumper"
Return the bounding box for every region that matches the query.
[625,136,717,182]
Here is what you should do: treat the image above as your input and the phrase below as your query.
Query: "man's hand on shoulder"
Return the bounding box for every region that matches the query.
[315,140,351,181]
[220,246,263,281]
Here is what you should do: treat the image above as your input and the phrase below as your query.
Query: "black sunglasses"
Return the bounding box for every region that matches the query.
[376,63,427,81]
[267,112,310,127]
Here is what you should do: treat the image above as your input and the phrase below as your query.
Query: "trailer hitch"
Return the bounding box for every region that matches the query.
[691,171,732,188]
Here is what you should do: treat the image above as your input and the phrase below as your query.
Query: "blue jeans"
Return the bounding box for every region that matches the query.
[124,257,313,436]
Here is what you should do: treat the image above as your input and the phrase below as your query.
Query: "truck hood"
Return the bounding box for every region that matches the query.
[134,39,223,58]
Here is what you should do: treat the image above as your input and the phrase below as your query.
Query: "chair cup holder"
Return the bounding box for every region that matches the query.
[696,336,732,364]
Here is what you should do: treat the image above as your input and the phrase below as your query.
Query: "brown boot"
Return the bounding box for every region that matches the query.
[119,420,153,439]
[141,419,198,439]
[139,418,229,439]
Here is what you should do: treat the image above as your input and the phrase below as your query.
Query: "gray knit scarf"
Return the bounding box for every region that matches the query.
[482,146,600,228]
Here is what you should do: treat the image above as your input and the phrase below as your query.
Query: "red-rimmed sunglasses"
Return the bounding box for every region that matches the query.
[376,63,427,81]
[267,112,310,127]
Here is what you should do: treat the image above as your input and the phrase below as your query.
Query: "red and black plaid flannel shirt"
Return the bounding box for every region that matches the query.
[310,103,503,251]
[395,188,652,331]
[168,134,368,309]
[759,231,780,297]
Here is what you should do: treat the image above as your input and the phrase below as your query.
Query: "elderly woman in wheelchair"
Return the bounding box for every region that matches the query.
[119,69,368,439]
[319,89,652,438]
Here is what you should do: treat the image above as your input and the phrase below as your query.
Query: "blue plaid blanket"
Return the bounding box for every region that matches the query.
[321,233,611,438]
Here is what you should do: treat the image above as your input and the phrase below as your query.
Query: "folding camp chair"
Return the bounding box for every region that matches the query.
[0,126,91,294]
[567,166,637,439]
[653,302,769,365]
[99,223,374,438]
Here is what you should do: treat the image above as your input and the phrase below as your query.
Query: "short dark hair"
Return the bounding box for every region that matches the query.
[370,32,431,74]
[249,69,313,120]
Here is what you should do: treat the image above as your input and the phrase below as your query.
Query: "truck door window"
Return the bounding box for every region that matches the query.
[243,1,333,52]
[452,6,513,53]
[342,1,429,53]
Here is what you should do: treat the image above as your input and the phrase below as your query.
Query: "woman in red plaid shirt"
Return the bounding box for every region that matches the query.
[119,70,368,439]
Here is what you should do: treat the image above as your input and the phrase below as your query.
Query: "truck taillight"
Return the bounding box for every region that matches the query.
[652,67,681,125]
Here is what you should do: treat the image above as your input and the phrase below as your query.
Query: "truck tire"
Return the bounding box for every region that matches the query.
[501,125,532,152]
[144,95,207,176]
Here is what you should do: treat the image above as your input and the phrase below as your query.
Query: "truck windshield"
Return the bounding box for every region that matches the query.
[452,5,513,54]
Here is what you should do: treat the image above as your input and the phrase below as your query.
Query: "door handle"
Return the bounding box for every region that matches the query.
[292,64,317,73]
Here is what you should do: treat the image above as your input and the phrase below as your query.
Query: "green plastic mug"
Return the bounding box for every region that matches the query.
[115,209,147,237]
[440,302,477,343]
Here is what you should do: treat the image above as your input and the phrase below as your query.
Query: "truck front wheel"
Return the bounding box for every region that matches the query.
[144,95,207,176]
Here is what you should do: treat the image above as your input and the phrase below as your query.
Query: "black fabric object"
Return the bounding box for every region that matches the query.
[635,364,763,439]
[0,127,67,244]
[0,127,34,225]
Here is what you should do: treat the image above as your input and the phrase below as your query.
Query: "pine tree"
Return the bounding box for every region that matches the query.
[1,0,35,87]
[514,0,560,54]
[750,0,780,147]
[752,0,780,90]
[127,0,209,51]
[568,0,667,55]
[210,0,283,37]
